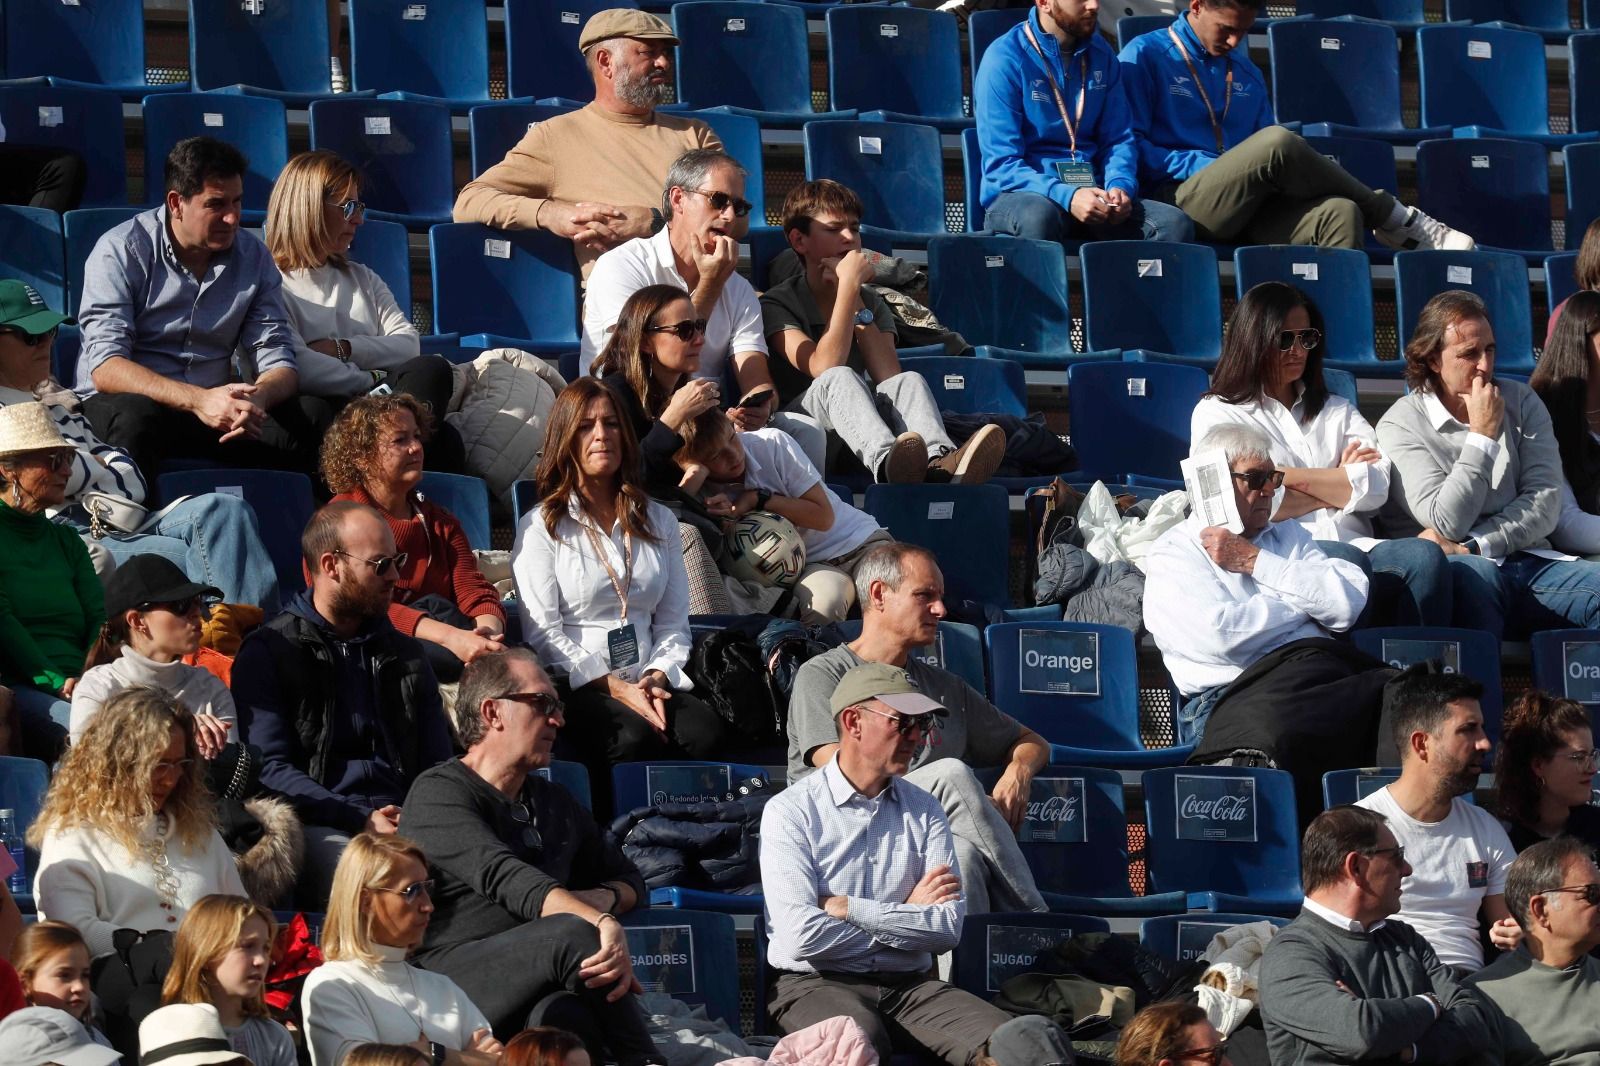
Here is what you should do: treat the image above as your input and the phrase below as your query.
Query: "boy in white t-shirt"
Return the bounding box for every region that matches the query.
[676,411,890,624]
[1355,671,1520,972]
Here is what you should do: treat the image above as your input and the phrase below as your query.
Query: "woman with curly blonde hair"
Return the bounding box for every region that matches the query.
[321,394,506,681]
[30,685,245,958]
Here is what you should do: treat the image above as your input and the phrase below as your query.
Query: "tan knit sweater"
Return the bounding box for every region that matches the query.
[452,103,723,278]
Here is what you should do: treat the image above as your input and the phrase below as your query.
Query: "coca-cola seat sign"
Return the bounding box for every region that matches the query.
[1018,777,1087,844]
[1174,773,1258,843]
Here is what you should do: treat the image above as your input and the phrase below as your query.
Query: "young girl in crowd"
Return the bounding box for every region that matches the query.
[504,1027,591,1066]
[343,1046,430,1066]
[13,921,112,1048]
[162,894,297,1066]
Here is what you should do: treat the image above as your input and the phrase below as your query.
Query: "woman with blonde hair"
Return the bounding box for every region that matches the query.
[300,832,502,1066]
[162,894,295,1066]
[31,685,245,959]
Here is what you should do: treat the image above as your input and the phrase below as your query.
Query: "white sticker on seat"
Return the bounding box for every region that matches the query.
[726,17,746,31]
[880,23,899,36]
[38,107,63,127]
[1291,262,1318,281]
[859,136,882,155]
[1136,258,1162,277]
[1127,378,1147,397]
[1471,155,1490,168]
[404,3,427,18]
[944,374,966,389]
[1467,39,1492,59]
[561,10,580,23]
[1447,265,1473,284]
[484,239,512,259]
[928,501,955,519]
[1320,37,1341,49]
[985,255,1005,267]
[364,116,392,135]
[218,485,245,499]
[203,112,225,127]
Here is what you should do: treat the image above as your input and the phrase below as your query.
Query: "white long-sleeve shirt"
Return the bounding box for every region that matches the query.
[1143,514,1369,695]
[278,260,420,398]
[70,646,237,742]
[301,946,492,1066]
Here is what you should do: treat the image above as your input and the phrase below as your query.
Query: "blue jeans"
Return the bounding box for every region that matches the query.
[1178,683,1229,746]
[1449,552,1600,639]
[59,492,280,613]
[14,685,69,764]
[985,190,1195,243]
[1317,537,1452,628]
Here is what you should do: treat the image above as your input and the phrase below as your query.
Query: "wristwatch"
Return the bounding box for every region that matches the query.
[853,307,874,328]
[755,489,772,512]
[429,1041,447,1066]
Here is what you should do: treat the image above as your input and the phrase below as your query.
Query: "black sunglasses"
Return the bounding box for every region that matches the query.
[334,549,409,576]
[137,596,204,617]
[862,705,940,738]
[1363,844,1407,865]
[498,691,566,720]
[1544,883,1600,906]
[1176,1042,1229,1066]
[690,187,754,218]
[328,197,367,221]
[1229,468,1286,492]
[1276,327,1322,352]
[0,325,58,347]
[647,318,708,341]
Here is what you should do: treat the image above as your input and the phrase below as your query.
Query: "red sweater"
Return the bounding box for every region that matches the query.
[333,487,506,637]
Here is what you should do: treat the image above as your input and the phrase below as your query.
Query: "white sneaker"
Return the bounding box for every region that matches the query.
[330,57,348,94]
[1376,206,1476,252]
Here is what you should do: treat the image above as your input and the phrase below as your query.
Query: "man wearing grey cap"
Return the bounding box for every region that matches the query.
[453,8,723,280]
[760,662,1072,1065]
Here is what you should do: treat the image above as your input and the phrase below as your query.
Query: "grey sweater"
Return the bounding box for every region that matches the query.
[1468,947,1600,1066]
[1258,910,1497,1066]
[1375,379,1561,559]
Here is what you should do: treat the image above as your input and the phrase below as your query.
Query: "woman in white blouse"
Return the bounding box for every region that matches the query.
[301,832,502,1066]
[1530,289,1600,558]
[1190,282,1451,626]
[512,377,730,782]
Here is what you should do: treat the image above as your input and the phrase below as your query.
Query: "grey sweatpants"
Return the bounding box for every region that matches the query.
[795,366,955,478]
[906,759,1048,915]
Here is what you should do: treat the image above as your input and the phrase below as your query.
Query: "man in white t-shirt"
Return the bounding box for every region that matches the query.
[1356,671,1520,972]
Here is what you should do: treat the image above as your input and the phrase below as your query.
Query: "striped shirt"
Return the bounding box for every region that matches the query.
[761,756,964,974]
[0,383,147,502]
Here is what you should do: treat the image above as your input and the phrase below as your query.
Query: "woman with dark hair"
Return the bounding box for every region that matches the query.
[1530,290,1600,556]
[1192,282,1450,626]
[511,377,730,770]
[1115,1002,1230,1066]
[1495,689,1600,853]
[1548,218,1600,344]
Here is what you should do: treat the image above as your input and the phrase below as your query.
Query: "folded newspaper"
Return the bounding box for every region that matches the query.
[1181,449,1244,534]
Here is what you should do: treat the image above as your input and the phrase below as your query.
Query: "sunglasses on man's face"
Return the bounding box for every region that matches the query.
[1544,883,1600,906]
[0,325,58,347]
[334,549,408,577]
[690,187,754,218]
[647,318,708,342]
[1229,468,1286,493]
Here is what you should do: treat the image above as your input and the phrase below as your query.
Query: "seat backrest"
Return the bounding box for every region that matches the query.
[348,0,490,101]
[611,761,770,814]
[1572,31,1600,134]
[960,126,985,231]
[309,98,455,222]
[674,2,818,114]
[1444,0,1571,29]
[417,471,493,551]
[3,0,146,87]
[1303,135,1400,204]
[1349,626,1505,742]
[469,101,576,178]
[928,234,1073,354]
[903,355,1026,418]
[155,469,315,593]
[863,484,1011,606]
[1547,251,1580,309]
[1081,241,1222,361]
[63,208,140,317]
[429,223,581,346]
[984,621,1142,749]
[1322,768,1402,808]
[504,0,636,102]
[1234,245,1378,365]
[1297,0,1425,19]
[0,84,127,206]
[620,909,740,1028]
[1322,367,1359,406]
[1143,766,1303,899]
[1139,912,1290,963]
[832,618,988,692]
[1417,24,1549,135]
[533,759,593,811]
[970,8,1029,76]
[1270,19,1405,130]
[346,218,415,318]
[1116,14,1173,50]
[1394,249,1534,371]
[512,478,540,520]
[1416,137,1551,253]
[826,7,964,122]
[687,110,767,225]
[189,0,332,96]
[1565,142,1600,251]
[1006,764,1135,899]
[1531,628,1600,710]
[0,206,66,313]
[142,93,289,214]
[1067,360,1210,480]
[803,120,947,236]
[953,911,1113,997]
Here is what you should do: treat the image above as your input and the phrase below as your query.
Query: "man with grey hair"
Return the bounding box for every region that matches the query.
[402,647,666,1064]
[453,9,723,281]
[786,540,1050,913]
[1468,836,1600,1064]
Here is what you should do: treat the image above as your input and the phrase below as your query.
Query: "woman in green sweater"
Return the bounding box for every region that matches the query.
[0,403,103,762]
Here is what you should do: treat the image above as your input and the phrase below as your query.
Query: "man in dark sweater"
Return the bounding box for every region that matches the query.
[402,647,665,1066]
[1258,805,1497,1065]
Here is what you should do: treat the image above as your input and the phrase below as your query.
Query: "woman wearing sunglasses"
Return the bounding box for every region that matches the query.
[1192,282,1451,627]
[303,832,503,1066]
[1115,1002,1232,1066]
[1495,690,1600,857]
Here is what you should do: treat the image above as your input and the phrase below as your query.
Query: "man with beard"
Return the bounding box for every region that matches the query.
[453,9,723,282]
[1357,672,1520,974]
[232,500,454,905]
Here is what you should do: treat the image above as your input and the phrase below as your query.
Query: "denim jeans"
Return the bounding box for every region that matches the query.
[796,366,955,479]
[1317,537,1452,628]
[985,189,1195,243]
[14,684,69,764]
[1449,552,1600,639]
[1178,683,1229,746]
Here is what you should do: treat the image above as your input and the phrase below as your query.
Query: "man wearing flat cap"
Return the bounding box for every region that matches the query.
[453,7,724,280]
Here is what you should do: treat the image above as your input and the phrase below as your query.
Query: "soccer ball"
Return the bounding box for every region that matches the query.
[726,510,806,589]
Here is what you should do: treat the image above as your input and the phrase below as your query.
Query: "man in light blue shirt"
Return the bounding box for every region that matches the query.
[76,136,331,483]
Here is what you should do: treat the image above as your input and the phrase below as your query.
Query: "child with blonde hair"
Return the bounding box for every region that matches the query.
[13,920,113,1048]
[162,893,297,1066]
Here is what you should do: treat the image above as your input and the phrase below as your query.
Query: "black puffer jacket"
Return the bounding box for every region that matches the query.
[606,789,773,892]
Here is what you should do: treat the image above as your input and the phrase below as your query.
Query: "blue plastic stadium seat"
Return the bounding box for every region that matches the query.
[1566,142,1600,253]
[1531,629,1600,712]
[505,0,637,103]
[1233,245,1395,377]
[953,912,1113,998]
[1302,134,1401,258]
[349,0,491,109]
[1418,25,1591,148]
[1394,249,1535,373]
[834,618,988,693]
[142,93,288,221]
[63,208,140,317]
[188,0,342,105]
[1116,15,1174,51]
[52,327,81,390]
[1143,766,1305,914]
[0,207,66,313]
[1140,912,1291,962]
[804,120,948,248]
[1322,767,1402,808]
[310,98,455,229]
[970,9,1029,76]
[1295,0,1428,29]
[417,472,493,551]
[618,909,741,1027]
[346,218,414,318]
[1573,33,1600,138]
[673,2,856,127]
[903,356,1026,418]
[429,223,581,355]
[1081,241,1222,369]
[533,759,593,811]
[1548,252,1579,311]
[3,0,187,99]
[1321,368,1358,406]
[827,7,972,132]
[0,83,127,207]
[0,756,49,913]
[512,478,540,520]
[156,470,315,594]
[1444,0,1574,41]
[1416,137,1552,259]
[1350,626,1504,742]
[1067,360,1209,481]
[1273,20,1448,145]
[985,621,1195,767]
[959,127,986,233]
[469,101,576,178]
[864,484,1011,607]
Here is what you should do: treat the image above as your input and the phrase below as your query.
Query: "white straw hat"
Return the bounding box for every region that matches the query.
[0,401,71,460]
[137,1003,249,1066]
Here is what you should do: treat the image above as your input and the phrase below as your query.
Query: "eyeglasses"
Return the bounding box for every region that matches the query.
[647,318,708,341]
[334,549,408,576]
[1229,468,1286,493]
[328,197,367,220]
[152,758,195,778]
[509,800,544,852]
[1276,328,1322,352]
[1559,748,1600,768]
[17,449,73,473]
[860,705,940,738]
[371,879,434,904]
[138,596,203,617]
[1544,883,1600,906]
[497,691,566,721]
[1176,1042,1229,1065]
[0,325,58,347]
[1362,845,1407,865]
[689,188,754,218]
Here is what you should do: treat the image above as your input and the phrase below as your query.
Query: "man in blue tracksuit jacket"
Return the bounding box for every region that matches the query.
[1119,0,1476,250]
[974,0,1193,243]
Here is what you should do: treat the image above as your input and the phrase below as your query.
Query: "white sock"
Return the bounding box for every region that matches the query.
[330,56,344,76]
[1383,201,1411,230]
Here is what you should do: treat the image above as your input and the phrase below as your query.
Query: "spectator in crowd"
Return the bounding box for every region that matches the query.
[0,120,84,212]
[1,1006,121,1066]
[1468,836,1600,1064]
[782,541,1048,912]
[1144,421,1369,745]
[761,180,1005,485]
[762,661,1073,1062]
[162,894,296,1066]
[1378,289,1600,639]
[344,1047,431,1066]
[1118,0,1472,251]
[1258,806,1495,1064]
[403,649,665,1064]
[321,395,506,681]
[1495,690,1600,854]
[75,136,332,481]
[1548,218,1600,343]
[0,402,103,761]
[232,501,453,905]
[1529,289,1600,558]
[453,9,722,280]
[513,379,730,781]
[301,832,504,1066]
[974,0,1193,244]
[1192,282,1451,627]
[1114,1001,1229,1066]
[71,554,233,747]
[504,1027,591,1066]
[139,1002,252,1066]
[1356,671,1519,973]
[13,922,111,1049]
[0,281,281,610]
[31,687,246,958]
[265,150,466,473]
